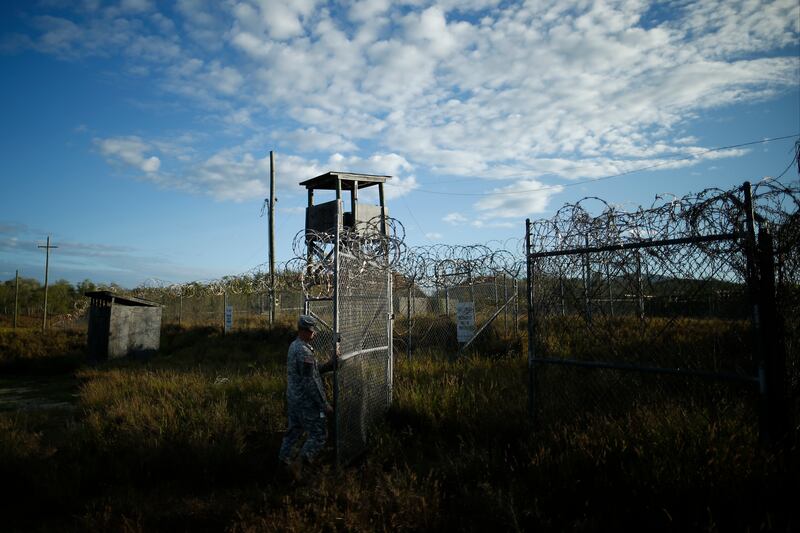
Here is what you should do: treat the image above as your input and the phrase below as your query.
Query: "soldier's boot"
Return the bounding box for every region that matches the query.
[279,458,303,482]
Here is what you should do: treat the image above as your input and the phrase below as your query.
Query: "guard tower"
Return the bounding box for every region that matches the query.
[300,171,390,239]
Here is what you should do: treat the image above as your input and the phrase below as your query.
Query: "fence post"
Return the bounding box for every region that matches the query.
[636,251,644,321]
[525,219,536,422]
[468,267,474,305]
[14,269,19,331]
[514,278,519,336]
[757,227,788,444]
[559,274,565,316]
[606,260,614,317]
[503,273,508,336]
[742,182,770,444]
[583,232,592,324]
[407,282,412,359]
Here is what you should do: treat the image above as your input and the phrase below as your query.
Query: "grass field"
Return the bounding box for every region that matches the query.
[0,323,797,532]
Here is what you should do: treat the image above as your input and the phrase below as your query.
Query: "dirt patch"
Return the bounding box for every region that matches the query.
[0,375,79,411]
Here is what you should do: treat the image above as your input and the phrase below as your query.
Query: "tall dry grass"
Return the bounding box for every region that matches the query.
[0,322,796,532]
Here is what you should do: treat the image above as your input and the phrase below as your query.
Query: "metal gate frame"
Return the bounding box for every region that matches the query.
[324,198,393,465]
[525,182,787,443]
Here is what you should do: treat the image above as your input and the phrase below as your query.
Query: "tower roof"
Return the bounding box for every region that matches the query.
[299,171,391,191]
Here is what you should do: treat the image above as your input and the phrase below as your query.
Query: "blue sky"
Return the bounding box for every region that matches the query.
[1,0,798,287]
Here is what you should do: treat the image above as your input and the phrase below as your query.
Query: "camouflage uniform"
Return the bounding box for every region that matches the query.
[278,337,332,463]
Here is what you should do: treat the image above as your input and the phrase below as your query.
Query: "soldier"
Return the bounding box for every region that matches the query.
[278,315,334,471]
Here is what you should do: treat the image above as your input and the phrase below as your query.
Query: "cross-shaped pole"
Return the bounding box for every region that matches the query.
[38,235,58,332]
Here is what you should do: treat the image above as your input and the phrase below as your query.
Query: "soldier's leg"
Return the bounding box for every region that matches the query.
[278,410,305,464]
[298,411,328,462]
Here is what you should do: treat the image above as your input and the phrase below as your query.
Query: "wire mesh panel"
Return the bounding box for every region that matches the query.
[526,184,766,434]
[392,275,522,359]
[307,299,335,364]
[334,250,391,465]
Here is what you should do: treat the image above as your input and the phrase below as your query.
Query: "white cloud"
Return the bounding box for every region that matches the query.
[206,61,244,95]
[475,179,564,218]
[348,0,391,22]
[425,232,443,240]
[14,0,798,204]
[118,0,155,13]
[443,212,467,225]
[284,127,358,153]
[96,136,161,173]
[233,0,320,41]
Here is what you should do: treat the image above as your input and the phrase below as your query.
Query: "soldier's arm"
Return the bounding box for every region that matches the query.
[301,349,330,410]
[318,341,338,374]
[318,359,334,374]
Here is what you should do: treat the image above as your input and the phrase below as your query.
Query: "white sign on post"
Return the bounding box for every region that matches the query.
[224,305,233,332]
[456,302,475,343]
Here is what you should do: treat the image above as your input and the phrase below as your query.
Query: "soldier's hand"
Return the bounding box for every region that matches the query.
[325,404,334,416]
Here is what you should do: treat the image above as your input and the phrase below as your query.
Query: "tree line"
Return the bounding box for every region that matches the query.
[0,277,122,317]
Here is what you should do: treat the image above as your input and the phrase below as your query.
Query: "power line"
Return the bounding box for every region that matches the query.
[773,140,800,182]
[386,133,800,197]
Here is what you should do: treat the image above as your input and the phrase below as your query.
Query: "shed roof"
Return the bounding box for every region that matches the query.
[299,171,391,191]
[85,291,161,307]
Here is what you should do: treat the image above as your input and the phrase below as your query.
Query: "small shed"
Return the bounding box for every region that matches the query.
[85,291,162,360]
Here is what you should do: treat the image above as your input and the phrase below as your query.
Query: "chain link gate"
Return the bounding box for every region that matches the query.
[333,251,392,465]
[525,182,794,442]
[301,197,394,466]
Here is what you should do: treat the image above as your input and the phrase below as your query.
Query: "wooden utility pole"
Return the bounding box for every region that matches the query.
[38,236,58,332]
[13,269,19,330]
[269,150,276,326]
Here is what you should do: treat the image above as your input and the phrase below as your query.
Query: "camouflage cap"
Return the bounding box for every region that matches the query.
[298,314,317,332]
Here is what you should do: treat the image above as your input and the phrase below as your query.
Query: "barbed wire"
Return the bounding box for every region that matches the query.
[123,180,798,304]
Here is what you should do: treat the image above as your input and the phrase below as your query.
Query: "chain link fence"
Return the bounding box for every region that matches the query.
[334,251,392,464]
[526,180,799,443]
[392,275,522,359]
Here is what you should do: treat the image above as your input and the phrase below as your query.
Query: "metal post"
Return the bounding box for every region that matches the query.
[269,151,276,326]
[407,283,412,358]
[179,292,183,327]
[13,269,19,331]
[445,285,450,317]
[332,198,342,464]
[306,188,314,278]
[757,227,787,444]
[38,236,57,332]
[514,278,519,336]
[559,275,565,316]
[387,266,393,406]
[378,183,387,237]
[606,261,614,317]
[525,219,536,421]
[742,182,768,443]
[351,180,359,229]
[503,273,508,336]
[636,251,644,320]
[583,232,591,324]
[468,267,474,304]
[223,292,227,334]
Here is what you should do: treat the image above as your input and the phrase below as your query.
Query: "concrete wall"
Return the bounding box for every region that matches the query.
[108,305,162,359]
